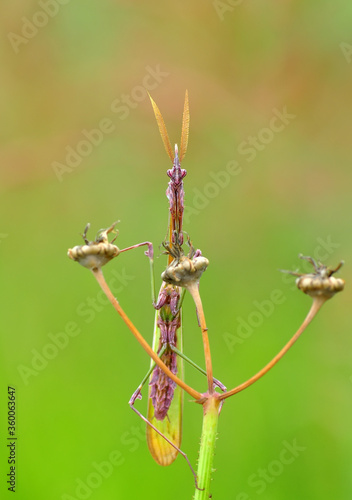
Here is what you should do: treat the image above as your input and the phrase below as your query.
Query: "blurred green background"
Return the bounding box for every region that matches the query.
[1,1,351,499]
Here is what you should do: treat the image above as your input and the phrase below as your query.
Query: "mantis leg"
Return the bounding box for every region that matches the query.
[129,345,168,406]
[170,345,227,392]
[119,241,156,303]
[128,344,201,490]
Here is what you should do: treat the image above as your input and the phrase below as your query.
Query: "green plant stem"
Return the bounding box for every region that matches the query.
[194,395,220,500]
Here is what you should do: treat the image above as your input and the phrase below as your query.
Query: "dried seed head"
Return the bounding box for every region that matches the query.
[281,255,345,300]
[161,254,209,288]
[68,222,120,271]
[297,274,344,298]
[161,236,209,288]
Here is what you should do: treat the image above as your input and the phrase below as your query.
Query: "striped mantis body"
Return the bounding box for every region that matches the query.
[146,92,189,465]
[128,92,189,469]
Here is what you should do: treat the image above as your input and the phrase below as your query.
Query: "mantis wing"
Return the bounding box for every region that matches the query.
[146,308,183,466]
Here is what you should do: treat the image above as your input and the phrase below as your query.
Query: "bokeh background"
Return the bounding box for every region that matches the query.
[1,1,351,499]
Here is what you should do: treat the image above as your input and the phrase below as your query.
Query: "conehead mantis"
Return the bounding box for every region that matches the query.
[128,92,226,478]
[67,92,224,484]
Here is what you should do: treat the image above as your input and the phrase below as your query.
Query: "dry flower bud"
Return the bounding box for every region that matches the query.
[161,236,209,288]
[68,222,119,271]
[297,274,344,298]
[282,255,345,300]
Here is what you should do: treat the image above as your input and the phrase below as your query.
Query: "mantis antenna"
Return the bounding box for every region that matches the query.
[148,93,174,161]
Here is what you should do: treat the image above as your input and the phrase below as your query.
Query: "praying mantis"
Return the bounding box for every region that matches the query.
[128,91,225,475]
[68,91,225,481]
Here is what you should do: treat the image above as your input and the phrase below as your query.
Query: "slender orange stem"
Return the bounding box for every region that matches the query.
[187,282,214,394]
[219,298,326,401]
[92,268,202,401]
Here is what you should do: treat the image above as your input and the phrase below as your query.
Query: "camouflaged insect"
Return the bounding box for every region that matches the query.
[283,255,344,299]
[161,237,209,288]
[67,222,119,271]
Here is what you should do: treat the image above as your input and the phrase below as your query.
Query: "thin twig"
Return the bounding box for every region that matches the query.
[187,282,214,394]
